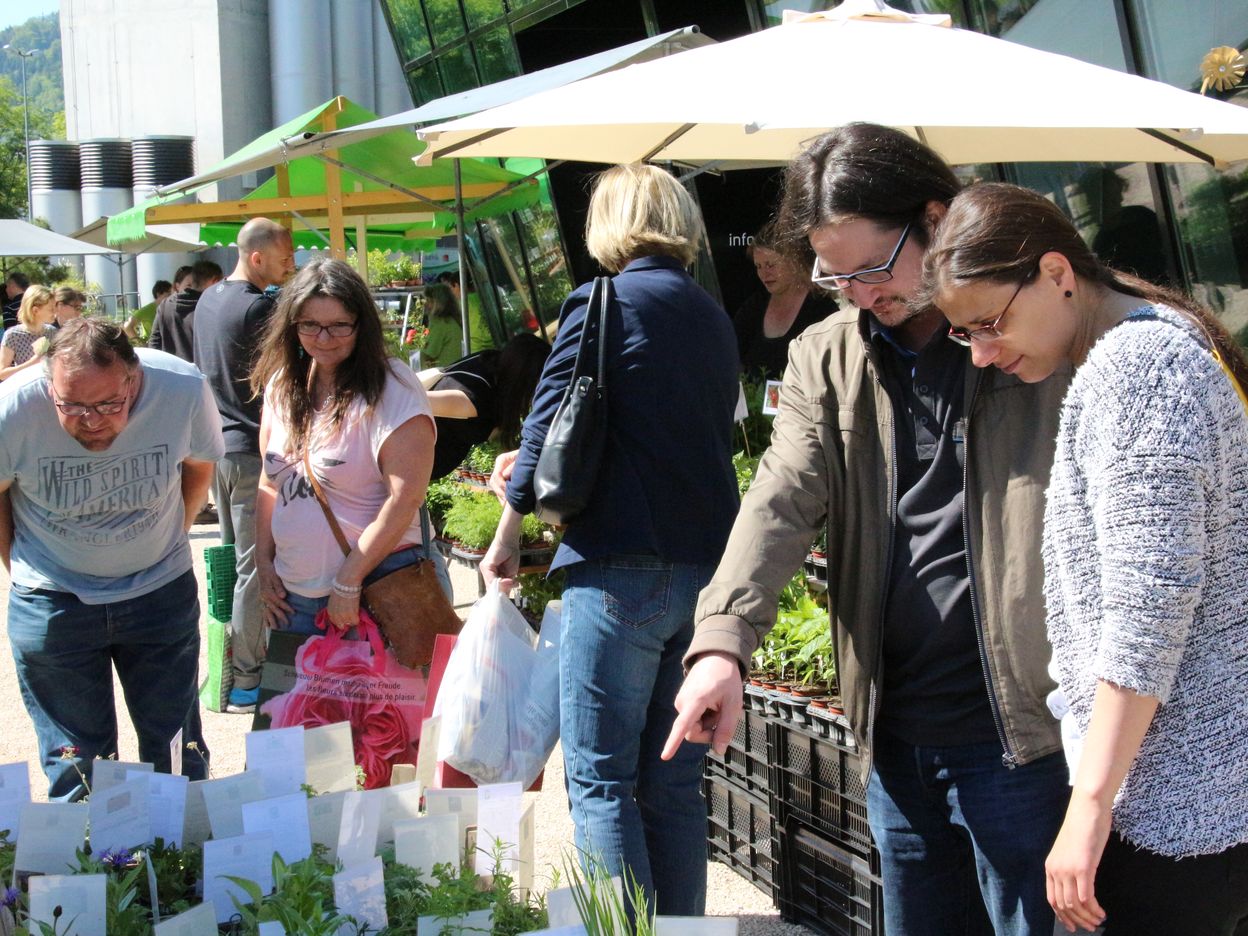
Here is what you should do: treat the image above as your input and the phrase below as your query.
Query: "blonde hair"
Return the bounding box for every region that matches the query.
[584,164,705,273]
[17,284,53,329]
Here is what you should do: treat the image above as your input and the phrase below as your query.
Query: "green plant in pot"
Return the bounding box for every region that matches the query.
[442,491,503,554]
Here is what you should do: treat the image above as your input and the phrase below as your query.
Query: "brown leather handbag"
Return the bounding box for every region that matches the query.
[303,450,462,668]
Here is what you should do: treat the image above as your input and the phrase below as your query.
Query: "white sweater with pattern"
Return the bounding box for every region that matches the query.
[1043,304,1248,857]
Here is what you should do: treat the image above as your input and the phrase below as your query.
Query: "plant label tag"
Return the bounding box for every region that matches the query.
[130,771,188,849]
[181,781,212,849]
[91,759,153,793]
[257,923,285,936]
[474,781,523,877]
[202,832,275,924]
[14,803,88,874]
[88,776,152,854]
[0,762,31,842]
[153,901,218,935]
[200,771,267,840]
[545,877,623,928]
[390,763,417,786]
[336,790,382,870]
[394,813,459,874]
[28,873,107,936]
[242,792,312,865]
[734,381,749,422]
[414,717,441,790]
[333,855,387,934]
[245,725,307,798]
[417,907,493,936]
[303,722,356,794]
[375,781,423,850]
[307,790,348,865]
[421,788,477,855]
[169,729,183,777]
[654,918,739,935]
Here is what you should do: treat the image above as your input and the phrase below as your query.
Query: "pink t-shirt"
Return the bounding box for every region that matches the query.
[265,363,435,597]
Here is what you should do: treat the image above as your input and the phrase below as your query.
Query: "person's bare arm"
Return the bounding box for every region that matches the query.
[425,387,479,420]
[255,412,293,628]
[0,480,13,572]
[180,458,215,532]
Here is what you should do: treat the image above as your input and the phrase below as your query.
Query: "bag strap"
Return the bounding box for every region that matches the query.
[570,276,612,389]
[303,449,353,559]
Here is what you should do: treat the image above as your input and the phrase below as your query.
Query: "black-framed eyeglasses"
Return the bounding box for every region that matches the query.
[295,321,358,338]
[946,274,1031,347]
[811,222,912,291]
[50,376,132,417]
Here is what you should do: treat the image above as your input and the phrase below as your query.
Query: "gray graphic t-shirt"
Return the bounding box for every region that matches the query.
[0,349,225,603]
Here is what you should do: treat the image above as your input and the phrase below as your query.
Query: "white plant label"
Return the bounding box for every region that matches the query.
[14,802,88,874]
[202,832,275,924]
[28,873,107,936]
[245,725,307,798]
[242,792,313,865]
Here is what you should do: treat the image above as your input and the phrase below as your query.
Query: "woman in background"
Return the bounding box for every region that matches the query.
[53,286,87,327]
[925,182,1248,936]
[0,285,56,380]
[420,282,464,369]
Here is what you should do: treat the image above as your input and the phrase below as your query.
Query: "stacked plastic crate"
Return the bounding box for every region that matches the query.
[703,685,886,935]
[198,543,237,712]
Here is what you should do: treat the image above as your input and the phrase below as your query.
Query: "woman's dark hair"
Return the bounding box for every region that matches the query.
[251,257,392,455]
[921,181,1248,389]
[494,333,551,444]
[775,123,962,265]
[424,282,457,320]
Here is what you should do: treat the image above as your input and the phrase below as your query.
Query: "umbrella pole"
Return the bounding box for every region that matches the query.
[455,159,470,358]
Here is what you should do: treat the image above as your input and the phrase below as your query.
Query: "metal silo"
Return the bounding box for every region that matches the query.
[29,140,84,277]
[79,138,136,316]
[132,135,196,304]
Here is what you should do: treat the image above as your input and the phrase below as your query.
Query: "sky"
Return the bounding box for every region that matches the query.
[1,0,59,32]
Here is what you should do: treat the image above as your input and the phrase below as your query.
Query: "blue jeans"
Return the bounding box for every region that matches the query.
[8,569,209,800]
[561,557,715,917]
[866,730,1069,936]
[216,452,263,689]
[280,545,454,637]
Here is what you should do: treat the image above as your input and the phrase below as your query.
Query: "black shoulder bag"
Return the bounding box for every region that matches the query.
[532,276,612,525]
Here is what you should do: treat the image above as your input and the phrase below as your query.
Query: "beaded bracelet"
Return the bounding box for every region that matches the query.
[331,580,363,598]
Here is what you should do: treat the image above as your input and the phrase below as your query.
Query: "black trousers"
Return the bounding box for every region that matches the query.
[1098,832,1248,935]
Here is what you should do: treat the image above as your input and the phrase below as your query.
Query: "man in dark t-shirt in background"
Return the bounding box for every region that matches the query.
[4,272,29,330]
[193,218,295,713]
[148,261,223,362]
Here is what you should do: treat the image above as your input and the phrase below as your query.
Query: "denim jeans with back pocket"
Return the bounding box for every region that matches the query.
[560,556,716,917]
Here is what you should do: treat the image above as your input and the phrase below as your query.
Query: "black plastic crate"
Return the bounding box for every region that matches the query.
[204,543,237,621]
[772,718,874,858]
[704,706,774,800]
[779,819,885,936]
[704,773,778,901]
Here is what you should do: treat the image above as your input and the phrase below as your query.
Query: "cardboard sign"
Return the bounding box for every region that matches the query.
[421,788,477,857]
[333,856,388,933]
[394,814,460,876]
[246,725,308,798]
[131,771,189,849]
[28,873,107,936]
[14,803,88,874]
[307,790,348,866]
[202,832,275,924]
[336,790,382,870]
[90,760,153,793]
[304,722,357,794]
[200,771,267,840]
[474,782,523,877]
[242,793,313,865]
[88,776,152,853]
[414,717,441,791]
[153,902,218,936]
[0,762,31,841]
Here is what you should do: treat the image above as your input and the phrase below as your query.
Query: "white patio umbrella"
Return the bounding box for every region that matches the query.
[416,0,1248,169]
[0,219,118,257]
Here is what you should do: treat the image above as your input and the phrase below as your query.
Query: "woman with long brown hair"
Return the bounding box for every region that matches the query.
[924,182,1248,936]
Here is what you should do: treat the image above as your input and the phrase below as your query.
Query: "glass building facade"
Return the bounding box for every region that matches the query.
[378,0,1248,341]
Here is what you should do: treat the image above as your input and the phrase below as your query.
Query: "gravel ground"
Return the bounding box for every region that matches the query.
[0,517,813,934]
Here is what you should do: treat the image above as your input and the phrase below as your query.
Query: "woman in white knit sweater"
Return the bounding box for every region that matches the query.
[920,182,1248,936]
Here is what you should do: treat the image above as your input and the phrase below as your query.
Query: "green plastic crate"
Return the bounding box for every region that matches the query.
[198,613,233,713]
[204,543,237,621]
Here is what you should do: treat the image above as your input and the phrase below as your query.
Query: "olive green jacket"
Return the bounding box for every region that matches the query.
[688,307,1071,780]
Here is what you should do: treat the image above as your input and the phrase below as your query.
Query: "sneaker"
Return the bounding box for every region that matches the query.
[226,685,259,714]
[194,504,219,525]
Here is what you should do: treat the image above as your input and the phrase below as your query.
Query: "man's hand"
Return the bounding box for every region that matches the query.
[488,449,518,502]
[662,651,744,759]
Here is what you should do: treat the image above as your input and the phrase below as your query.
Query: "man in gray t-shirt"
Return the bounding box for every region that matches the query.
[0,319,224,799]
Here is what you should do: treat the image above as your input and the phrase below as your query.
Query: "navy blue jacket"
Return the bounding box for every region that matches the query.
[507,255,740,571]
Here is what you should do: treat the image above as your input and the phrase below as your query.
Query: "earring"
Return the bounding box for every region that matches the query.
[1064,290,1073,298]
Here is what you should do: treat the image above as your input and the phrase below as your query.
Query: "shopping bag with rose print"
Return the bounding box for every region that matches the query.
[252,609,428,789]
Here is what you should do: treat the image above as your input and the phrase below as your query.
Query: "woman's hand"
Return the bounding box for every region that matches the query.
[1046,793,1110,933]
[488,449,518,503]
[258,564,294,630]
[326,588,361,631]
[480,504,525,592]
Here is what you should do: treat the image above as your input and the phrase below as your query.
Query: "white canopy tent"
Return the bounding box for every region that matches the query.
[414,1,1248,169]
[0,219,118,258]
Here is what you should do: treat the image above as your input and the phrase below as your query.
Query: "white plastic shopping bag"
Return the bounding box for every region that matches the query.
[434,582,559,785]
